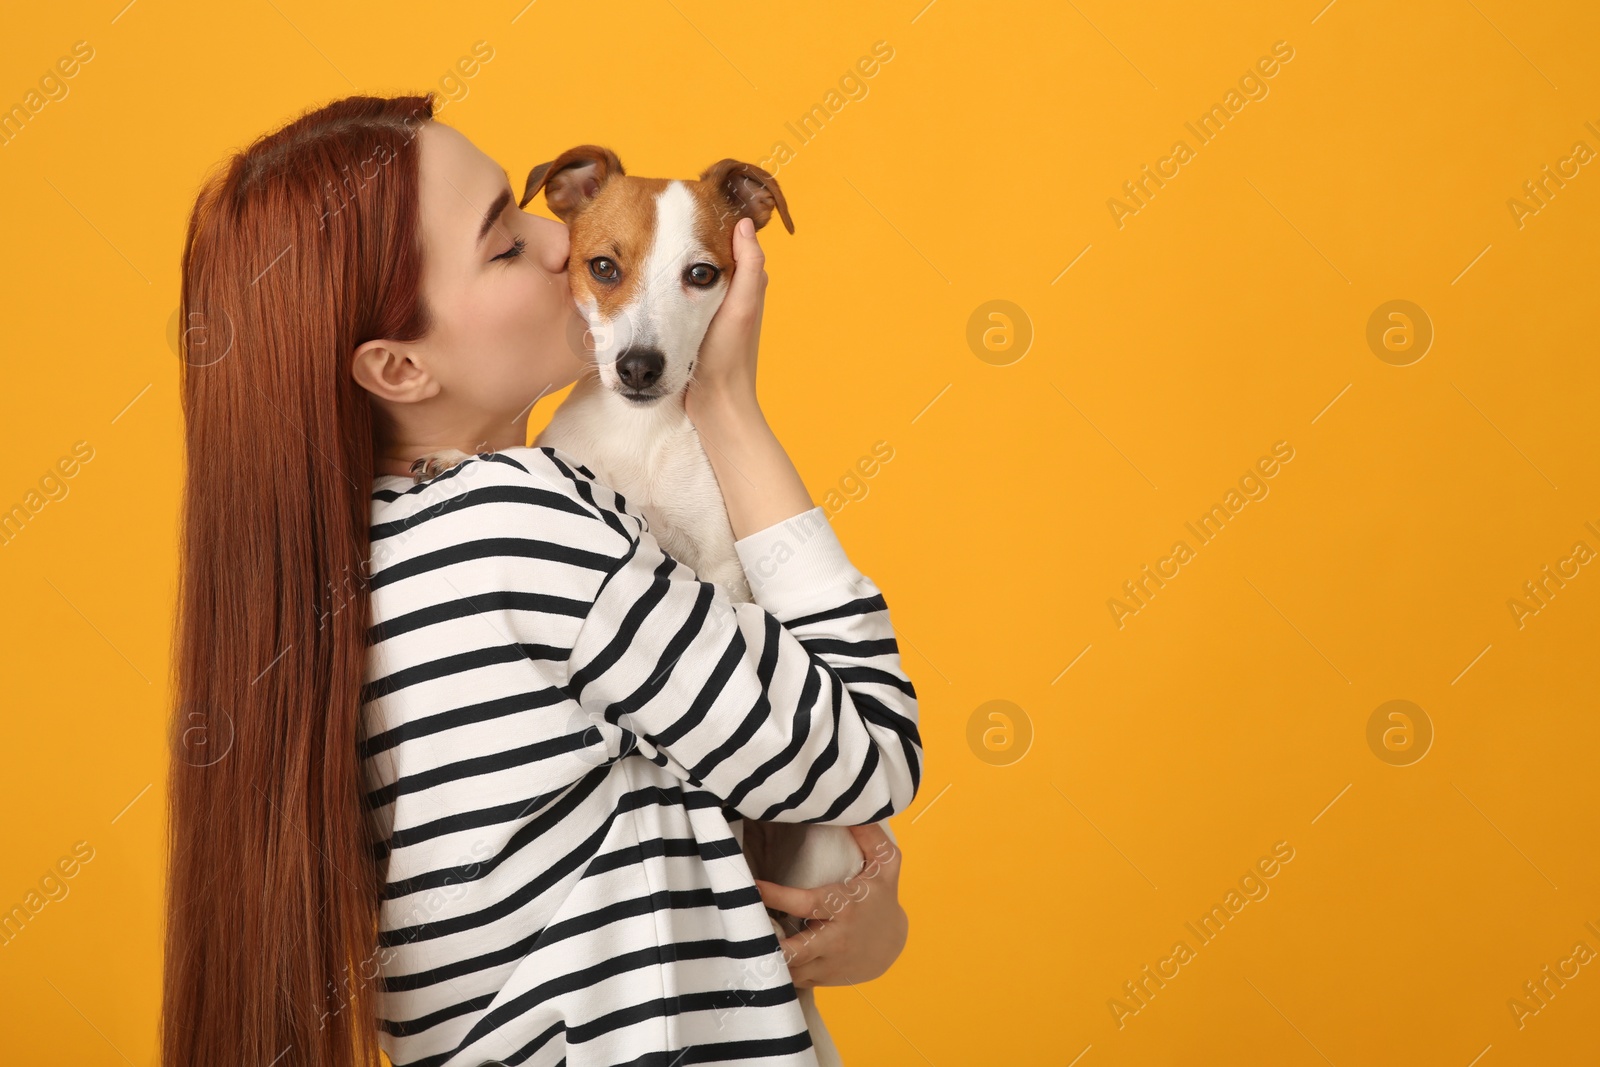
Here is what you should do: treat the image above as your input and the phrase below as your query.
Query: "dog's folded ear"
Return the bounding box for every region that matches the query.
[699,159,794,235]
[522,145,625,220]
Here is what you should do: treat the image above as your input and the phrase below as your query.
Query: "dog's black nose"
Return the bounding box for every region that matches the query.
[617,348,665,391]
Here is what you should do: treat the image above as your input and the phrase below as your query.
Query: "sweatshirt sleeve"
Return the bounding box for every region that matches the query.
[565,501,923,825]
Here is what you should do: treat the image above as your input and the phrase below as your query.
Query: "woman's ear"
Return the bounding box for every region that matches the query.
[351,339,440,403]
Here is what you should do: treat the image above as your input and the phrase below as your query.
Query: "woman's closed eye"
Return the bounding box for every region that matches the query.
[492,235,527,263]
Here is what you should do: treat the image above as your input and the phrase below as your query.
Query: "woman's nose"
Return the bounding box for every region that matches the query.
[537,217,571,274]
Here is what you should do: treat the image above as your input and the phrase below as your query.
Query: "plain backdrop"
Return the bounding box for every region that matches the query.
[1,1,1597,1064]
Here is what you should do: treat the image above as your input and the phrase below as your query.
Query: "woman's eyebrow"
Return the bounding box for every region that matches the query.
[476,184,514,246]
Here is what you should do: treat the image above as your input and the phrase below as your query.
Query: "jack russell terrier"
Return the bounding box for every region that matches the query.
[410,145,896,1067]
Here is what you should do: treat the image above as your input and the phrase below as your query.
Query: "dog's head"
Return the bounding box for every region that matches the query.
[521,145,793,406]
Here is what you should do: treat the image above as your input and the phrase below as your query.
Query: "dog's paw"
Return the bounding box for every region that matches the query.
[410,448,475,484]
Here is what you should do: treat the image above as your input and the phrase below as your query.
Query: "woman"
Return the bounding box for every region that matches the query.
[165,92,921,1067]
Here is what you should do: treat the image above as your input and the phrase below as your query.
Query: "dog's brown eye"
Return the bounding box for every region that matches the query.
[684,263,720,288]
[589,257,618,282]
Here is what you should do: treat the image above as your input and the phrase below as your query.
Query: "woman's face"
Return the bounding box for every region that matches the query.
[356,120,588,457]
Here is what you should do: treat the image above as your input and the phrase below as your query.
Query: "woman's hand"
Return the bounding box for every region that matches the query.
[685,216,767,423]
[680,215,814,541]
[752,823,908,988]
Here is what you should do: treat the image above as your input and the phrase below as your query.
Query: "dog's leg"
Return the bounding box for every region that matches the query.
[795,987,845,1067]
[735,821,847,1063]
[699,550,752,603]
[752,821,902,1067]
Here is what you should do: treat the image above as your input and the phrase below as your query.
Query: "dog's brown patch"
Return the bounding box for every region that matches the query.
[566,178,670,317]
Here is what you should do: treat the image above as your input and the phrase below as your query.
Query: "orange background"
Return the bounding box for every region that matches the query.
[3,1,1598,1064]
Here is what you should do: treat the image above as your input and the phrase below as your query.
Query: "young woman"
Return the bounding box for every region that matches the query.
[164,93,922,1067]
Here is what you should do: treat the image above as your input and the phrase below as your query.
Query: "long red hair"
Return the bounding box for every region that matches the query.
[165,92,436,1067]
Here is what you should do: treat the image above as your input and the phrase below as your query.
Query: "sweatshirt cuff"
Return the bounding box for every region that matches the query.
[734,506,862,612]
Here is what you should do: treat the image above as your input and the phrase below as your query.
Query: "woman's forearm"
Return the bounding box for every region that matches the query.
[691,390,816,541]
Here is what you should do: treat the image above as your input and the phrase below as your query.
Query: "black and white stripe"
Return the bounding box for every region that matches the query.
[361,446,922,1067]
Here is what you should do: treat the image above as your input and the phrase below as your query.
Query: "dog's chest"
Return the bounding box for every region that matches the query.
[536,401,751,601]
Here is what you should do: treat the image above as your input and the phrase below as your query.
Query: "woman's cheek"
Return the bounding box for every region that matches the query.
[524,277,561,326]
[528,289,568,348]
[475,294,521,356]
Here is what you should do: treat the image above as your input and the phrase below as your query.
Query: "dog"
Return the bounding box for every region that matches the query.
[411,146,895,1067]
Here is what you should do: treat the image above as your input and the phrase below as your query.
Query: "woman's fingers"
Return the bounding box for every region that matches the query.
[719,218,767,320]
[846,823,902,880]
[685,216,767,416]
[732,216,766,281]
[780,926,825,968]
[756,876,836,984]
[780,919,840,985]
[754,843,908,989]
[752,878,821,919]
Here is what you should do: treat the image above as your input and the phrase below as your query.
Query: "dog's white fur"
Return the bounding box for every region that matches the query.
[412,168,894,1067]
[537,183,754,601]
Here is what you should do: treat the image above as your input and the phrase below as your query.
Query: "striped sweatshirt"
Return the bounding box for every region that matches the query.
[360,445,923,1067]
